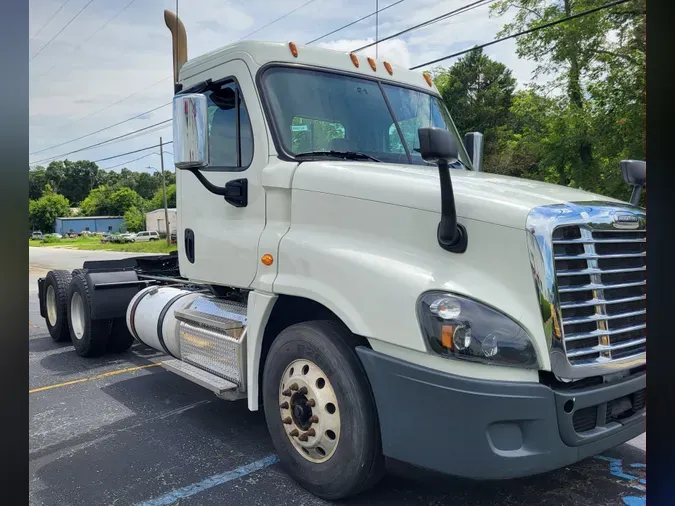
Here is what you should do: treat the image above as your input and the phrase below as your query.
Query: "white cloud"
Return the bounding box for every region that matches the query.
[29,0,559,171]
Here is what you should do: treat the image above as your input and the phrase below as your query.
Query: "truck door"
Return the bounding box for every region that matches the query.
[177,60,267,288]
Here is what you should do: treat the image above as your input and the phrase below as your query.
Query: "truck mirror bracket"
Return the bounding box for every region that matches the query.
[188,169,248,207]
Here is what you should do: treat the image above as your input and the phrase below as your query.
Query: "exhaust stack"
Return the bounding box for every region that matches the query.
[164,10,187,84]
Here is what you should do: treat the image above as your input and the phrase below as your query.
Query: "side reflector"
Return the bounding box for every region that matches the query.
[350,53,359,68]
[289,42,298,58]
[441,325,455,349]
[367,57,377,71]
[384,61,393,75]
[423,72,433,87]
[261,254,274,266]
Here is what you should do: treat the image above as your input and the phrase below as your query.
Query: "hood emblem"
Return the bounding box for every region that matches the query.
[612,213,640,230]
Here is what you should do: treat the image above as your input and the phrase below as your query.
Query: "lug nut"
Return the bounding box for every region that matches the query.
[309,415,319,424]
[298,432,309,442]
[289,429,299,437]
[279,402,289,409]
[307,428,316,437]
[290,383,299,391]
[283,417,292,424]
[308,399,316,407]
[298,386,308,395]
[282,389,291,397]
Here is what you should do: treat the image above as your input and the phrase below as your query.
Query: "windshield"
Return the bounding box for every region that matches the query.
[260,66,470,168]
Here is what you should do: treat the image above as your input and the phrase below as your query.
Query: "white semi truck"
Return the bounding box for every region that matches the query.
[36,10,646,500]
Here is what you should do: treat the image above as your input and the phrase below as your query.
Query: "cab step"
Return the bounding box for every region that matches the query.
[162,358,246,400]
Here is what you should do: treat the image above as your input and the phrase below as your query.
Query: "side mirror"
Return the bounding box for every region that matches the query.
[173,94,209,169]
[619,160,646,206]
[418,127,458,164]
[463,132,484,172]
[418,127,467,254]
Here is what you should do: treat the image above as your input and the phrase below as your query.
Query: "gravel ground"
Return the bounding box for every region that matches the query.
[29,248,646,506]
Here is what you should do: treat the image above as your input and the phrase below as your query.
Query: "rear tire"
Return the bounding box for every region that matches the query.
[107,318,135,353]
[262,320,384,500]
[44,270,72,342]
[67,272,112,357]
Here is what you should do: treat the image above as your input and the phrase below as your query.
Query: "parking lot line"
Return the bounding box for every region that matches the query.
[135,455,280,506]
[29,363,163,394]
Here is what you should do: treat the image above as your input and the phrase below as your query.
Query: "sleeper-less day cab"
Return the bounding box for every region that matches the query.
[36,10,646,500]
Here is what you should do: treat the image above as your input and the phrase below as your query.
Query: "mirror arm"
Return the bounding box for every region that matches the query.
[437,159,468,253]
[630,185,642,206]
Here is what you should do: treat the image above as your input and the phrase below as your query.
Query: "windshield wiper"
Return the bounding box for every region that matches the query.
[295,150,382,162]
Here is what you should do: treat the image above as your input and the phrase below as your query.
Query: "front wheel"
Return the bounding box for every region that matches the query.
[262,320,384,500]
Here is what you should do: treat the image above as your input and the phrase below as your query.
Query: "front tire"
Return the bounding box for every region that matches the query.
[262,320,384,500]
[67,272,112,357]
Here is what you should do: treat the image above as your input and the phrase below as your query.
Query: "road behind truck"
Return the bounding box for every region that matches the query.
[29,247,646,506]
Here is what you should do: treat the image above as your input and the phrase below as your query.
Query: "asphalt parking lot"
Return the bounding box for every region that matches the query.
[29,248,646,506]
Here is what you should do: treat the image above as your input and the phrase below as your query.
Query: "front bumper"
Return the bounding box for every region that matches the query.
[356,347,645,480]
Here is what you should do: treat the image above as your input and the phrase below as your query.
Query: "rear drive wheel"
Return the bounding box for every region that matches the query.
[107,318,135,353]
[67,272,112,357]
[262,320,384,500]
[44,270,72,342]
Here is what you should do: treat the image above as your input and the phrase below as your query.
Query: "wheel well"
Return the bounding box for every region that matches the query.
[258,295,371,395]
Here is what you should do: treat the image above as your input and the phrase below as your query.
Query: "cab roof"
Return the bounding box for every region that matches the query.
[179,41,439,95]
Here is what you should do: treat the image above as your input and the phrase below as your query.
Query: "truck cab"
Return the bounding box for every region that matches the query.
[37,10,646,501]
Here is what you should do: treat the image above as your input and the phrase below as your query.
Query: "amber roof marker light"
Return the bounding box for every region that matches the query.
[423,72,433,87]
[289,41,298,57]
[384,61,393,75]
[367,57,377,71]
[349,53,359,67]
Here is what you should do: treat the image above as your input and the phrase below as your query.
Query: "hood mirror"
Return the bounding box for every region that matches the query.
[619,160,646,206]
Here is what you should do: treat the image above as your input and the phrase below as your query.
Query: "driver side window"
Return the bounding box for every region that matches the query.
[206,81,254,170]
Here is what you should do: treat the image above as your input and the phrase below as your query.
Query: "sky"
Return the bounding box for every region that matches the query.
[29,0,541,173]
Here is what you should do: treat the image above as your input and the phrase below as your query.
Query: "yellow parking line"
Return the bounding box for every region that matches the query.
[29,363,163,394]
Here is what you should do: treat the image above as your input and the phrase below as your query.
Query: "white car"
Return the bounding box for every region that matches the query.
[134,231,160,242]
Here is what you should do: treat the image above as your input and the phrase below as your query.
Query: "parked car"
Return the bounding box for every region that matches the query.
[47,233,63,239]
[31,231,43,240]
[170,231,177,244]
[111,233,136,244]
[100,234,112,243]
[134,231,160,242]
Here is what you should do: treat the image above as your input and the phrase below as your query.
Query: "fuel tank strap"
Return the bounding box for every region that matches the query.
[157,292,194,358]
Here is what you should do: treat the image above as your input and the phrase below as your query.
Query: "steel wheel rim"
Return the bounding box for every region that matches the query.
[70,292,85,340]
[46,285,57,327]
[279,359,341,463]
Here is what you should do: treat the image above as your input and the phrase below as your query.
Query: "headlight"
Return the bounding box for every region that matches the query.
[417,292,538,368]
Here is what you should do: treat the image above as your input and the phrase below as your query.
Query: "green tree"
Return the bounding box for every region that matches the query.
[433,48,517,170]
[80,186,146,216]
[148,184,176,211]
[123,206,145,232]
[490,0,644,198]
[29,166,47,200]
[29,184,71,232]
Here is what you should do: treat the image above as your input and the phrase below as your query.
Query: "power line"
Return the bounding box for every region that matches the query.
[410,0,632,70]
[30,0,97,62]
[33,0,139,79]
[32,0,321,150]
[91,142,174,164]
[242,0,319,40]
[100,150,173,171]
[353,0,491,53]
[31,120,172,165]
[30,102,171,156]
[305,0,406,44]
[30,0,72,40]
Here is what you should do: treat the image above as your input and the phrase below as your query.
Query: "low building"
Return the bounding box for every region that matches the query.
[145,208,177,234]
[54,216,125,235]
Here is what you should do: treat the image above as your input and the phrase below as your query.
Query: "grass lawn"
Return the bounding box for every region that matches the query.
[29,235,177,254]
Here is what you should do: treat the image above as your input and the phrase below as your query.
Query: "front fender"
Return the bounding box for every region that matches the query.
[274,190,550,372]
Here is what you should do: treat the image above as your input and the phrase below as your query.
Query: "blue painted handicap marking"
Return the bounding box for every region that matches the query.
[594,455,646,506]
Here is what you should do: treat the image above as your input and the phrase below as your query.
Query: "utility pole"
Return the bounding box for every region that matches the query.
[375,0,379,59]
[159,137,170,246]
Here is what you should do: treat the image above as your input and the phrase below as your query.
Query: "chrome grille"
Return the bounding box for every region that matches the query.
[552,224,646,365]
